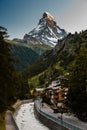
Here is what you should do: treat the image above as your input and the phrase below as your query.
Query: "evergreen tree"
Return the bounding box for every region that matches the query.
[0,26,17,111]
[0,26,29,112]
[67,48,87,121]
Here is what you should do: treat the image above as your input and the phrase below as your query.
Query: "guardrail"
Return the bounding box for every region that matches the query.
[35,99,83,130]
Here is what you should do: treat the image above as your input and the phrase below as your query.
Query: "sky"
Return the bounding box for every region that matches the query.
[0,0,87,39]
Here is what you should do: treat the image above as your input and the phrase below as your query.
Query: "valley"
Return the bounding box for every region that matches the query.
[0,3,87,129]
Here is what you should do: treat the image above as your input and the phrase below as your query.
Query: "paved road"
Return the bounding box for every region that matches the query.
[41,103,87,130]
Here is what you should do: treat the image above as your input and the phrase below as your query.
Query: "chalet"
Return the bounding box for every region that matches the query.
[34,79,68,110]
[44,80,68,108]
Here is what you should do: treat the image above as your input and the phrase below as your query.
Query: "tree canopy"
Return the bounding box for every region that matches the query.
[67,48,87,121]
[0,26,29,112]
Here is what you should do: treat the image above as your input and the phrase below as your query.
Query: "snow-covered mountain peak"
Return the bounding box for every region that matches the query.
[43,12,56,22]
[23,12,67,47]
[43,12,54,19]
[38,12,56,27]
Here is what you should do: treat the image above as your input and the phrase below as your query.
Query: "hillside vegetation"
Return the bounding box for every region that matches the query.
[7,40,52,71]
[0,26,29,128]
[1,25,87,122]
[23,30,87,79]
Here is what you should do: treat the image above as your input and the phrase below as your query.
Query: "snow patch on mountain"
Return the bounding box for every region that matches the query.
[23,12,67,47]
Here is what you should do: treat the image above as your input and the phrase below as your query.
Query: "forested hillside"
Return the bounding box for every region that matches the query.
[0,26,87,122]
[23,30,87,79]
[7,41,51,71]
[0,27,29,117]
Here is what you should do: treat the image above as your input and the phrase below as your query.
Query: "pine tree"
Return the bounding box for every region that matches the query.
[0,26,16,111]
[67,48,87,121]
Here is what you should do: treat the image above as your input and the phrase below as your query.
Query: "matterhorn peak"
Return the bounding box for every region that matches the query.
[39,12,56,26]
[43,12,55,21]
[23,12,67,47]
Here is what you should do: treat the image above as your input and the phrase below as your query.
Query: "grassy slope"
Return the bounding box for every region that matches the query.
[28,62,65,89]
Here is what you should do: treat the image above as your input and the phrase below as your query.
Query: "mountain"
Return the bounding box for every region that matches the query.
[22,30,87,79]
[7,40,52,71]
[23,12,67,47]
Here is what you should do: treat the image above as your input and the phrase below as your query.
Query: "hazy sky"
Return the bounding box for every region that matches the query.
[0,0,87,39]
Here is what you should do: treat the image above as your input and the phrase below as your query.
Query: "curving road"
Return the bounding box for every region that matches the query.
[15,102,49,130]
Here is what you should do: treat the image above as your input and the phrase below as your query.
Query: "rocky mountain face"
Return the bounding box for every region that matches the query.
[23,12,67,47]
